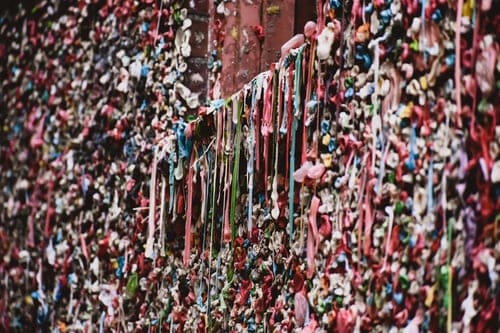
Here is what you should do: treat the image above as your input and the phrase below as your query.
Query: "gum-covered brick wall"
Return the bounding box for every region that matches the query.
[0,0,499,333]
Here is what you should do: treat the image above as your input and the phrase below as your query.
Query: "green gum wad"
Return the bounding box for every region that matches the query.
[317,301,326,313]
[388,171,395,184]
[410,40,419,51]
[126,272,138,298]
[439,266,450,309]
[395,201,404,215]
[344,77,354,88]
[266,5,281,15]
[399,273,409,290]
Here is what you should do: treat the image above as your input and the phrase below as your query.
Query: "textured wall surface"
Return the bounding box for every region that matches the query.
[216,0,296,96]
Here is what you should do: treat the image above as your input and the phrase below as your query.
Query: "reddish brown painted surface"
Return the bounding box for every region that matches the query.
[260,0,295,71]
[221,1,239,97]
[219,0,296,95]
[189,0,300,98]
[294,0,317,34]
[236,0,262,85]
